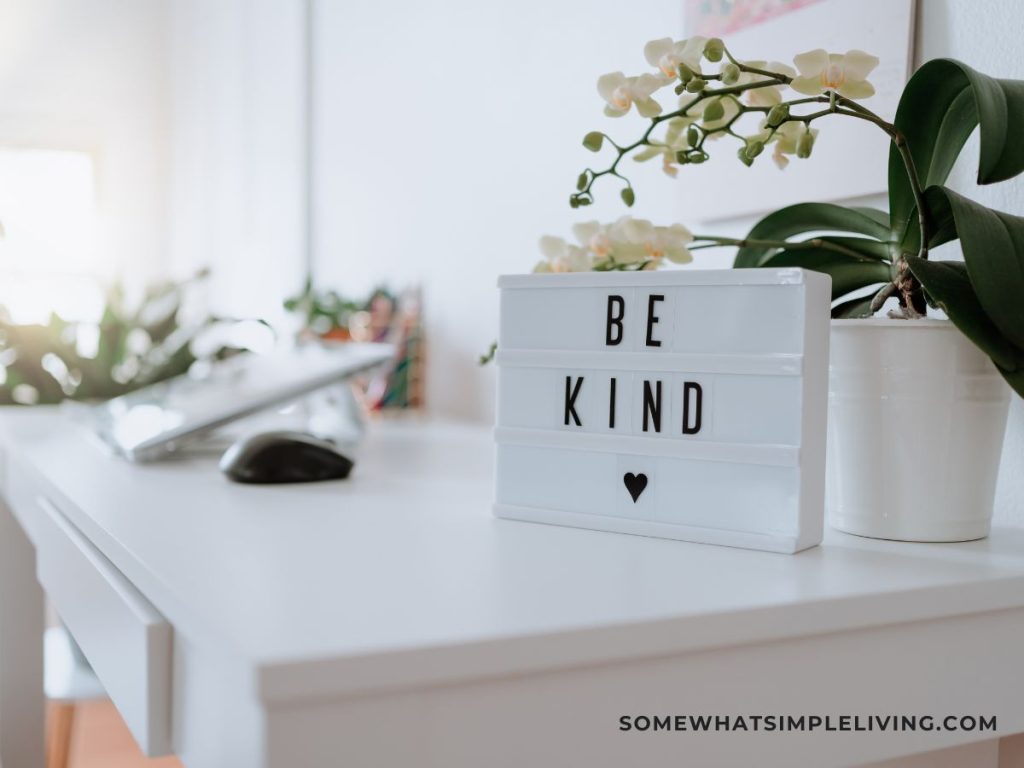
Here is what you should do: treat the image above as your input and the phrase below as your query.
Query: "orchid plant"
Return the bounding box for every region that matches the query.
[536,37,1024,397]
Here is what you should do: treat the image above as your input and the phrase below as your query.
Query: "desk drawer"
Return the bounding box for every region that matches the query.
[34,496,172,756]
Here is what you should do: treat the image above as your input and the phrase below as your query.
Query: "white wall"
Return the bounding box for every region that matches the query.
[167,0,307,325]
[913,0,1024,524]
[0,0,170,284]
[0,0,308,321]
[310,0,686,420]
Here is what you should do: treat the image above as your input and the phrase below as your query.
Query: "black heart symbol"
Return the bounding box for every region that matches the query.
[623,472,648,503]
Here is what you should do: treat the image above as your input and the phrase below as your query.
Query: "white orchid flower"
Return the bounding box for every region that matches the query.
[634,144,680,177]
[770,122,818,169]
[609,217,694,266]
[535,235,593,273]
[645,223,694,264]
[597,72,665,117]
[572,220,614,258]
[539,218,696,272]
[633,116,696,177]
[643,37,707,80]
[737,60,797,106]
[790,49,879,99]
[569,219,642,267]
[663,116,695,143]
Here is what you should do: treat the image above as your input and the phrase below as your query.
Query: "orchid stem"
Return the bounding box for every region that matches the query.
[573,45,931,317]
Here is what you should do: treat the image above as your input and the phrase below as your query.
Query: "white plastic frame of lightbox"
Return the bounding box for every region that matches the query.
[492,268,831,554]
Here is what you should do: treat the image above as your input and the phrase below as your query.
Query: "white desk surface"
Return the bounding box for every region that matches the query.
[4,410,1024,706]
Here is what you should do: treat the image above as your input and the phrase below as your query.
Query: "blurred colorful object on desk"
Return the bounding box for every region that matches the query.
[285,281,424,411]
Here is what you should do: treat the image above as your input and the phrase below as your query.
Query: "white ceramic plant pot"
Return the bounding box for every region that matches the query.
[827,318,1011,542]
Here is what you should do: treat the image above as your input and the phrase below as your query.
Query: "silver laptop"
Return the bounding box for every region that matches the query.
[85,342,393,462]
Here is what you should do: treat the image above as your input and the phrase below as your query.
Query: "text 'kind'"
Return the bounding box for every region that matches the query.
[562,294,704,435]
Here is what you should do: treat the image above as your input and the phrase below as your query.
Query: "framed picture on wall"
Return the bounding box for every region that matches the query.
[681,0,917,222]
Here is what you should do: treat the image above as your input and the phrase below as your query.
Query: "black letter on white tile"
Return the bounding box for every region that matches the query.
[645,294,664,347]
[564,376,584,426]
[642,380,662,433]
[608,377,617,429]
[606,295,625,346]
[682,381,703,435]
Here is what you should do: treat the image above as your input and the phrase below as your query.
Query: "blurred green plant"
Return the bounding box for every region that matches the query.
[284,277,365,336]
[284,278,396,337]
[0,271,256,405]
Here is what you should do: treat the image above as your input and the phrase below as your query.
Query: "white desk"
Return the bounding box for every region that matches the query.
[1,410,1023,767]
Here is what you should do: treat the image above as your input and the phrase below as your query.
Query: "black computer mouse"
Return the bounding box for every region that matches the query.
[219,431,354,484]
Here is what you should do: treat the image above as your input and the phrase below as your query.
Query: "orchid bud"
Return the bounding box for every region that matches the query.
[737,147,754,167]
[745,139,765,159]
[721,62,740,85]
[796,129,816,158]
[677,63,695,83]
[686,78,707,93]
[687,125,699,147]
[704,38,725,62]
[702,99,725,123]
[688,151,707,164]
[675,150,690,164]
[621,188,635,207]
[582,132,604,152]
[766,103,790,128]
[569,195,580,209]
[576,173,588,191]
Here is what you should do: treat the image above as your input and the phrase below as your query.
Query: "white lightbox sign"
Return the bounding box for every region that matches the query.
[493,268,831,554]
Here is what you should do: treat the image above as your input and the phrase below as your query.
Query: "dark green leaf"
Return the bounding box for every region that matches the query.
[811,236,892,261]
[889,59,1024,247]
[922,187,958,249]
[1000,367,1024,398]
[923,186,1024,350]
[849,206,891,230]
[907,257,1024,387]
[734,203,890,268]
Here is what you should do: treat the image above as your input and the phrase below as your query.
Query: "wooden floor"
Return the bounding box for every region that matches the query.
[50,701,182,768]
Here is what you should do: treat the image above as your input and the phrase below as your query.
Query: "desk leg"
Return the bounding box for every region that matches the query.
[0,496,45,767]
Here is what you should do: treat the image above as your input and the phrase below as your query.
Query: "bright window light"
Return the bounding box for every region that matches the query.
[0,148,103,323]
